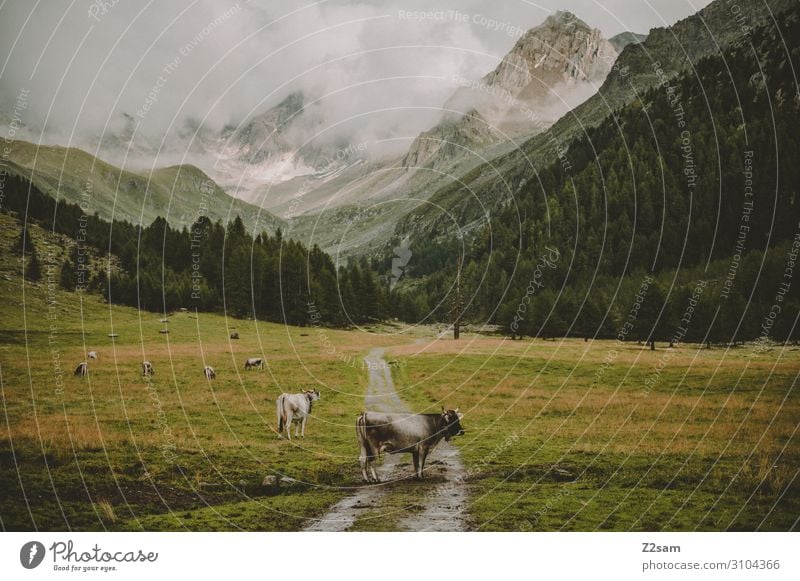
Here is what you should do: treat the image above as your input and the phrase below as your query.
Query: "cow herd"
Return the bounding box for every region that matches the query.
[73,354,269,379]
[70,351,466,481]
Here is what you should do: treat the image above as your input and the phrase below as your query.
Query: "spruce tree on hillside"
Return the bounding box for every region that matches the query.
[26,241,42,282]
[60,260,75,291]
[13,228,27,255]
[637,282,667,350]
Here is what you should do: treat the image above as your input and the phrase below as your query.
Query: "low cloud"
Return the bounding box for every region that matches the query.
[0,0,711,167]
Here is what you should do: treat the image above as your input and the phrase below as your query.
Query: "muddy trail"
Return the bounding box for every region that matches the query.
[305,347,468,532]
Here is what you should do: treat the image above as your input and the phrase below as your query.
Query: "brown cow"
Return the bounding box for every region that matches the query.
[356,408,464,482]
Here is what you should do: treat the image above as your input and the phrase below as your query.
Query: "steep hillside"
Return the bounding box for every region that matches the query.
[283,11,621,260]
[388,1,800,343]
[608,31,647,52]
[396,0,796,242]
[191,90,367,204]
[3,140,283,232]
[2,172,389,323]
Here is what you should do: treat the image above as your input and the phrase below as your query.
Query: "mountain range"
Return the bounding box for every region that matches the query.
[2,9,637,256]
[3,0,794,263]
[394,0,797,246]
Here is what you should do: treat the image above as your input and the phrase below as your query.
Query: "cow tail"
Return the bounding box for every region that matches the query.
[276,394,286,433]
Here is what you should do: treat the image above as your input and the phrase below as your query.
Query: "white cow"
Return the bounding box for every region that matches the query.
[142,361,154,377]
[203,365,216,379]
[87,351,98,360]
[244,357,264,370]
[276,389,320,440]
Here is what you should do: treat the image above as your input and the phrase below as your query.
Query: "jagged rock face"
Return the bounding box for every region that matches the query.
[188,90,364,199]
[484,12,616,96]
[401,109,497,168]
[404,11,617,170]
[224,91,304,165]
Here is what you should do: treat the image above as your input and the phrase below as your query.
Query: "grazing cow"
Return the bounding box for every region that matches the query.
[142,361,154,377]
[74,362,88,377]
[276,389,320,440]
[230,332,240,340]
[203,365,216,380]
[244,357,263,370]
[87,351,98,360]
[357,408,465,482]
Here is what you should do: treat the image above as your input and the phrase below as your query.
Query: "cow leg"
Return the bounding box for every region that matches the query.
[412,451,420,480]
[300,416,307,438]
[358,439,379,483]
[418,447,429,480]
[359,448,370,482]
[366,444,380,483]
[285,411,293,440]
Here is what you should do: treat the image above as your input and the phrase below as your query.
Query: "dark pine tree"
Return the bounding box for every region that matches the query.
[13,227,28,255]
[26,240,42,282]
[59,260,75,291]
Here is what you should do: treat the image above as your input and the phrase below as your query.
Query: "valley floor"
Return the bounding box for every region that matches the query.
[0,271,798,531]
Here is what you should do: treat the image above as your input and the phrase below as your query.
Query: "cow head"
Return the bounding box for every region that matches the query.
[305,389,321,401]
[441,407,465,441]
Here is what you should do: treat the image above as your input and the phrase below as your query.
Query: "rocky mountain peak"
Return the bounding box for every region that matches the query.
[226,91,305,163]
[482,11,616,97]
[404,12,617,170]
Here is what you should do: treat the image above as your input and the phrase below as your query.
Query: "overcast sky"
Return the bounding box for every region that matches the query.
[0,0,713,156]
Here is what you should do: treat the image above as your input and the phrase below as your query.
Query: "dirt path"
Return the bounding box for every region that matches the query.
[304,347,467,531]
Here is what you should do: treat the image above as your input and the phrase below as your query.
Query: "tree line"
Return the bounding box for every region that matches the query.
[2,173,391,327]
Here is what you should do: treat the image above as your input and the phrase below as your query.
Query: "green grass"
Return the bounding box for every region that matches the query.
[0,215,400,530]
[1,215,798,531]
[388,339,800,531]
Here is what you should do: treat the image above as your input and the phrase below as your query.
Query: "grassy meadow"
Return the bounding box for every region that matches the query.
[388,338,800,531]
[0,218,404,530]
[1,216,798,531]
[0,277,405,531]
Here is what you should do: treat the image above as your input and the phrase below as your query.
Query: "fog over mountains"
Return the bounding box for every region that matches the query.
[177,10,628,210]
[1,1,718,256]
